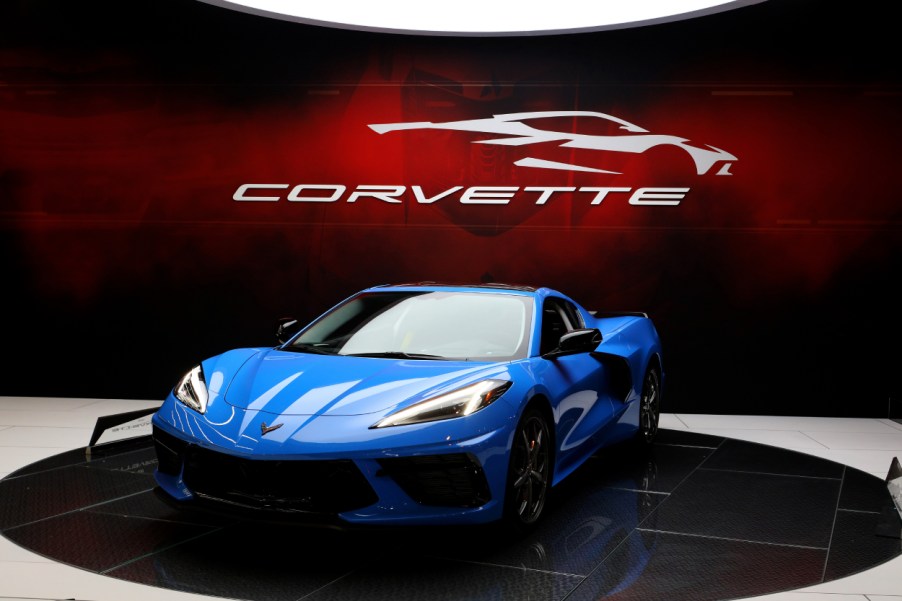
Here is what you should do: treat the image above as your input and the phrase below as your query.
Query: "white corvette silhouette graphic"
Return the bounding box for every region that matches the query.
[369,110,736,176]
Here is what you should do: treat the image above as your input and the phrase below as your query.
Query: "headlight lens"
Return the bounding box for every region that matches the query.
[372,379,512,428]
[174,365,209,414]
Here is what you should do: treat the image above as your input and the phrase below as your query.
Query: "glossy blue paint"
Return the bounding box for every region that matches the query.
[151,283,663,525]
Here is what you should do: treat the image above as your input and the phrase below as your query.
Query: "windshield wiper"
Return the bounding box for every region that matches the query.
[344,351,448,360]
[281,343,336,355]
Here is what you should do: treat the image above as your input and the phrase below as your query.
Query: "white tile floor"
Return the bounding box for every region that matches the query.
[0,396,899,601]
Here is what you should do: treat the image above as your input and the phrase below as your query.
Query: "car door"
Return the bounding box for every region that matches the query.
[535,297,615,475]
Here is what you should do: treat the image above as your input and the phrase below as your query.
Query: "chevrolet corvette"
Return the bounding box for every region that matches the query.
[151,283,663,529]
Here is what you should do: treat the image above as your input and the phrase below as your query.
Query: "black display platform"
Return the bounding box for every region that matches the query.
[1,430,900,601]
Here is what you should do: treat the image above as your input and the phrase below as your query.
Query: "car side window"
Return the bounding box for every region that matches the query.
[559,300,584,330]
[540,298,576,355]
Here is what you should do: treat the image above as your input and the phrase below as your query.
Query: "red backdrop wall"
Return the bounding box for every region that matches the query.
[1,0,899,416]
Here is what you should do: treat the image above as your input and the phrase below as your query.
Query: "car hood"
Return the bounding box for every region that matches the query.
[218,348,504,416]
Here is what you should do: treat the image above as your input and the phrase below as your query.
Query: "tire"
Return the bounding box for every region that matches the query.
[636,366,661,445]
[503,405,552,532]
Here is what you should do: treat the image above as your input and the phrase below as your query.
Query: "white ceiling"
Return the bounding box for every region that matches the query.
[199,0,767,36]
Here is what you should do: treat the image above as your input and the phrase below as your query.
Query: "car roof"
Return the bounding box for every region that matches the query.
[367,282,540,294]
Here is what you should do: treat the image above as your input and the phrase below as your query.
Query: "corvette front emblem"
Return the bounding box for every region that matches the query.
[260,422,283,436]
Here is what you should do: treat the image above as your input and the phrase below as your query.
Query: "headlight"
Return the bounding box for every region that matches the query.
[372,379,512,428]
[174,365,209,414]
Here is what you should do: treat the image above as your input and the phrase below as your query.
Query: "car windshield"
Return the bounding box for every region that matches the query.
[287,291,533,361]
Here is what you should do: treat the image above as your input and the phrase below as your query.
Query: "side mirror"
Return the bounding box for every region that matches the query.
[546,328,602,358]
[276,317,301,344]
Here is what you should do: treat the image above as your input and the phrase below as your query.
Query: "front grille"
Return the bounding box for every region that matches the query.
[183,447,378,514]
[151,426,378,514]
[378,453,491,508]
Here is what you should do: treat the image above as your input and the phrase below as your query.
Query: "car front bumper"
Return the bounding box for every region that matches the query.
[151,396,518,525]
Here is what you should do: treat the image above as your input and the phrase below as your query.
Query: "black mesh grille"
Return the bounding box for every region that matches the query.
[378,453,491,508]
[152,426,378,514]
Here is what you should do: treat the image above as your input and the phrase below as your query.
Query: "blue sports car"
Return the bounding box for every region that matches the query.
[151,283,663,529]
